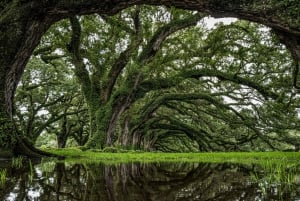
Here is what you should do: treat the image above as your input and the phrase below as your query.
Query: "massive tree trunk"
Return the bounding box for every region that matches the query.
[106,102,129,147]
[0,0,299,155]
[0,2,56,157]
[118,116,132,148]
[85,98,132,149]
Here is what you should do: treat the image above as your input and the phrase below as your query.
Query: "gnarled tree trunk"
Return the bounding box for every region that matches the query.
[0,2,57,157]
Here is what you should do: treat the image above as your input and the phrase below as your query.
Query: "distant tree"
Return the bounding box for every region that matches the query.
[14,55,88,148]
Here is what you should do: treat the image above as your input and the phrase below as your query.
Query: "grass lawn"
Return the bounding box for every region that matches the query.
[44,148,300,165]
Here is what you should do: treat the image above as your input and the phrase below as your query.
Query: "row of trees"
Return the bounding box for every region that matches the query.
[13,6,300,152]
[1,0,300,157]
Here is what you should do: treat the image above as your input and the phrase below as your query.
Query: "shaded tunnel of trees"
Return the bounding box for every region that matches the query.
[0,1,300,156]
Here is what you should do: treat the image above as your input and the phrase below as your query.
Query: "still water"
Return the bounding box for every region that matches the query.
[0,160,300,201]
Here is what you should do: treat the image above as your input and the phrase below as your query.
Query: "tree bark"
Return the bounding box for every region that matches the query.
[118,116,131,148]
[132,131,142,150]
[106,104,128,147]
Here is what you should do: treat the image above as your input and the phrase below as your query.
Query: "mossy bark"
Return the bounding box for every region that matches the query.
[117,115,132,148]
[85,106,111,149]
[84,98,129,149]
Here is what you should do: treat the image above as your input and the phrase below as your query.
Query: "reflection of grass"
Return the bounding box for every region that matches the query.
[28,160,34,183]
[0,169,7,188]
[36,159,56,177]
[12,156,24,168]
[251,160,297,200]
[44,148,300,165]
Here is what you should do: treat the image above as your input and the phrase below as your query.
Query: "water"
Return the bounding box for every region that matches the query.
[0,160,300,201]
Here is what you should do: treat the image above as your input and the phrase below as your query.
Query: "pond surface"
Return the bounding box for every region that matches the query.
[0,160,300,201]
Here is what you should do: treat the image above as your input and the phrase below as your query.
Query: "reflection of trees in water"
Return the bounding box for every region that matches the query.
[38,163,90,201]
[104,163,260,201]
[0,162,299,201]
[0,159,42,201]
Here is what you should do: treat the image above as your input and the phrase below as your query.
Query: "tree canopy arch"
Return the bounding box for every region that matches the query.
[0,0,299,157]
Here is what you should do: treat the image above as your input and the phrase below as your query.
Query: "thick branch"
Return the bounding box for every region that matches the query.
[103,8,142,102]
[139,69,279,100]
[184,69,279,99]
[138,12,205,63]
[68,17,97,103]
[38,1,300,37]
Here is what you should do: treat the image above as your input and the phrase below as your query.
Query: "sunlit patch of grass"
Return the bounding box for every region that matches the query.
[43,148,300,165]
[0,169,7,188]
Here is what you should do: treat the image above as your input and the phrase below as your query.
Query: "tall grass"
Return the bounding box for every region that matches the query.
[251,160,297,200]
[257,160,297,185]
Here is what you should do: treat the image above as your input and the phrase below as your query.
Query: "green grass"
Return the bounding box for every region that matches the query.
[250,159,298,200]
[44,148,300,165]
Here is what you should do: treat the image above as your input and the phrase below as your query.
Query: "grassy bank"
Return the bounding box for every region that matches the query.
[44,148,300,165]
